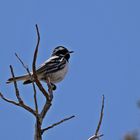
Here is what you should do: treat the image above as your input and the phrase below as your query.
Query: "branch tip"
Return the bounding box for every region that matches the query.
[41,115,75,134]
[88,95,105,140]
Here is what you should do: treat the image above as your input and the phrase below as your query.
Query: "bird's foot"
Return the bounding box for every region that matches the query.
[50,83,57,91]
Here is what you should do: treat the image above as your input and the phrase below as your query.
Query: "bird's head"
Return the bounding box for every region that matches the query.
[52,46,74,61]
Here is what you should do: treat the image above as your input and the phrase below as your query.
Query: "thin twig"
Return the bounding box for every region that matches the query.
[15,53,29,71]
[0,92,36,116]
[32,24,50,101]
[95,95,104,136]
[88,134,104,140]
[10,65,36,116]
[9,65,23,104]
[0,92,19,106]
[41,115,75,134]
[15,53,38,113]
[88,95,105,140]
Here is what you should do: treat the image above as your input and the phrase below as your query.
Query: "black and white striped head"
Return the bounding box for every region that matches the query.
[52,46,73,61]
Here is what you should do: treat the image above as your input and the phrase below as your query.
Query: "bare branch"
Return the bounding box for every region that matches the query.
[95,95,104,136]
[35,117,42,140]
[88,134,104,140]
[32,24,50,101]
[40,101,52,121]
[41,115,75,134]
[0,92,19,106]
[9,65,36,116]
[21,103,37,116]
[2,24,75,140]
[33,86,38,113]
[9,65,23,104]
[88,95,105,140]
[15,53,38,113]
[0,92,36,116]
[39,77,54,120]
[32,24,53,140]
[46,77,53,100]
[15,53,29,71]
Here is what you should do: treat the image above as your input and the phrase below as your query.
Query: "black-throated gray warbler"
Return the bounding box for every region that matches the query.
[6,46,73,89]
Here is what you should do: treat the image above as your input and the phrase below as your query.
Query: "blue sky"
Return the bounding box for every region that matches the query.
[0,0,140,140]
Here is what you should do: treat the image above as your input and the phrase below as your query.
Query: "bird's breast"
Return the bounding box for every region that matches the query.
[47,62,68,83]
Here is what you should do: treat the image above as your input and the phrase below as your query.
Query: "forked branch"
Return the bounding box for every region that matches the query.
[0,65,36,116]
[88,95,105,140]
[15,53,38,113]
[0,24,75,140]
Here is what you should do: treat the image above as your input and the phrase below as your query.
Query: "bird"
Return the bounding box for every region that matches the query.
[6,46,73,89]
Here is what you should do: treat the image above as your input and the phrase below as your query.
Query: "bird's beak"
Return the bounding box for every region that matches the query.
[69,51,74,54]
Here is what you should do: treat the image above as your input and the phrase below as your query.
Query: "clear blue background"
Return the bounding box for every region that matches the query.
[0,0,140,140]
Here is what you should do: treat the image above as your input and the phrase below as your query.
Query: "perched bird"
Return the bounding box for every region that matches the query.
[6,46,73,89]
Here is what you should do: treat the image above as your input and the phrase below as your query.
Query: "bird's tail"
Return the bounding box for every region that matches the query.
[6,75,29,84]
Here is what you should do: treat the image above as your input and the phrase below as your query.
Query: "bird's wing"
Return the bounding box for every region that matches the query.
[36,55,67,75]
